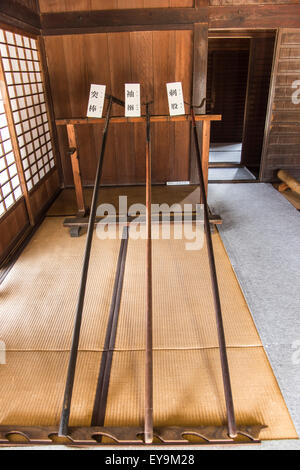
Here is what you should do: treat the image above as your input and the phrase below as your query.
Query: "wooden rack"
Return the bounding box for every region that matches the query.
[56,114,222,218]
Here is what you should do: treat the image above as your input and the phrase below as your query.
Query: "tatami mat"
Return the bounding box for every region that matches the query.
[116,235,262,350]
[0,352,101,427]
[0,213,297,441]
[47,186,202,216]
[0,349,297,440]
[105,349,297,441]
[0,219,120,351]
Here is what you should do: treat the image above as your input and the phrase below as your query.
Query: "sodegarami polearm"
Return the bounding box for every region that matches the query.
[190,106,237,439]
[58,94,124,437]
[144,101,154,444]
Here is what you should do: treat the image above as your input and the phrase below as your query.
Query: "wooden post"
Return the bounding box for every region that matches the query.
[190,23,208,185]
[66,124,87,217]
[201,120,211,196]
[278,169,300,195]
[37,36,63,184]
[195,0,209,7]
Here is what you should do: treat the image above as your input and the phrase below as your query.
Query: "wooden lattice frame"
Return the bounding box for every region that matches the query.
[0,29,55,197]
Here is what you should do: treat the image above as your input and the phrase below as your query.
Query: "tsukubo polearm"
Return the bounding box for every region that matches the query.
[145,102,154,444]
[59,95,117,437]
[190,107,237,439]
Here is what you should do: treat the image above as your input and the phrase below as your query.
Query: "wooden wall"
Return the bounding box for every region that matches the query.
[0,169,59,263]
[38,0,194,13]
[209,1,297,4]
[0,199,29,263]
[38,0,299,12]
[261,28,300,181]
[17,0,39,13]
[45,31,193,185]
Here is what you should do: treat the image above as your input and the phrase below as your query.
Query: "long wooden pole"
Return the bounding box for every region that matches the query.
[58,97,113,437]
[144,103,153,445]
[191,107,237,439]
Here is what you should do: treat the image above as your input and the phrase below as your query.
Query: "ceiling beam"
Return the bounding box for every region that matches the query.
[41,5,300,36]
[0,0,41,31]
[41,8,206,35]
[209,4,300,29]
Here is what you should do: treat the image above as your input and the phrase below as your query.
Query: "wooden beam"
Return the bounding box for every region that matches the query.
[55,115,221,126]
[209,5,300,29]
[0,0,40,30]
[41,7,207,35]
[190,23,208,185]
[208,30,276,39]
[41,5,300,35]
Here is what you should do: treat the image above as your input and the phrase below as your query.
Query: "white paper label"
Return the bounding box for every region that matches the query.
[125,83,141,117]
[166,82,185,116]
[87,84,106,118]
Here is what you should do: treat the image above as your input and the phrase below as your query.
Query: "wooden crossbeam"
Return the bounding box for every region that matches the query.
[56,115,221,126]
[0,0,41,30]
[41,5,300,35]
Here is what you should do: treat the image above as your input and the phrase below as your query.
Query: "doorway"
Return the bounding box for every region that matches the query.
[206,34,276,182]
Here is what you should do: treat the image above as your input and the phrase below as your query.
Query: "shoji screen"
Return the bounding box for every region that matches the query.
[0,87,22,217]
[0,29,55,195]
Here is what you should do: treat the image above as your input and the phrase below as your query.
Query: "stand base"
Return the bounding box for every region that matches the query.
[63,210,223,237]
[0,425,265,446]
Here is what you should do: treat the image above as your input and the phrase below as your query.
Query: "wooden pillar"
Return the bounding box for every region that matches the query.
[201,119,211,194]
[190,22,209,186]
[37,36,63,184]
[66,124,87,217]
[195,0,209,7]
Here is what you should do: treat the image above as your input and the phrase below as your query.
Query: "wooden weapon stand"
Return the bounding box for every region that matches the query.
[55,114,223,237]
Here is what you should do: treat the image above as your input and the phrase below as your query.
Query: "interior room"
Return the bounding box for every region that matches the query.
[0,0,300,451]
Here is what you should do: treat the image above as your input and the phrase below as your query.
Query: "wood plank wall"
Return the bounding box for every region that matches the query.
[0,169,59,263]
[38,0,298,12]
[0,199,28,263]
[261,28,300,181]
[18,0,39,13]
[39,1,194,13]
[44,31,193,185]
[209,1,297,4]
